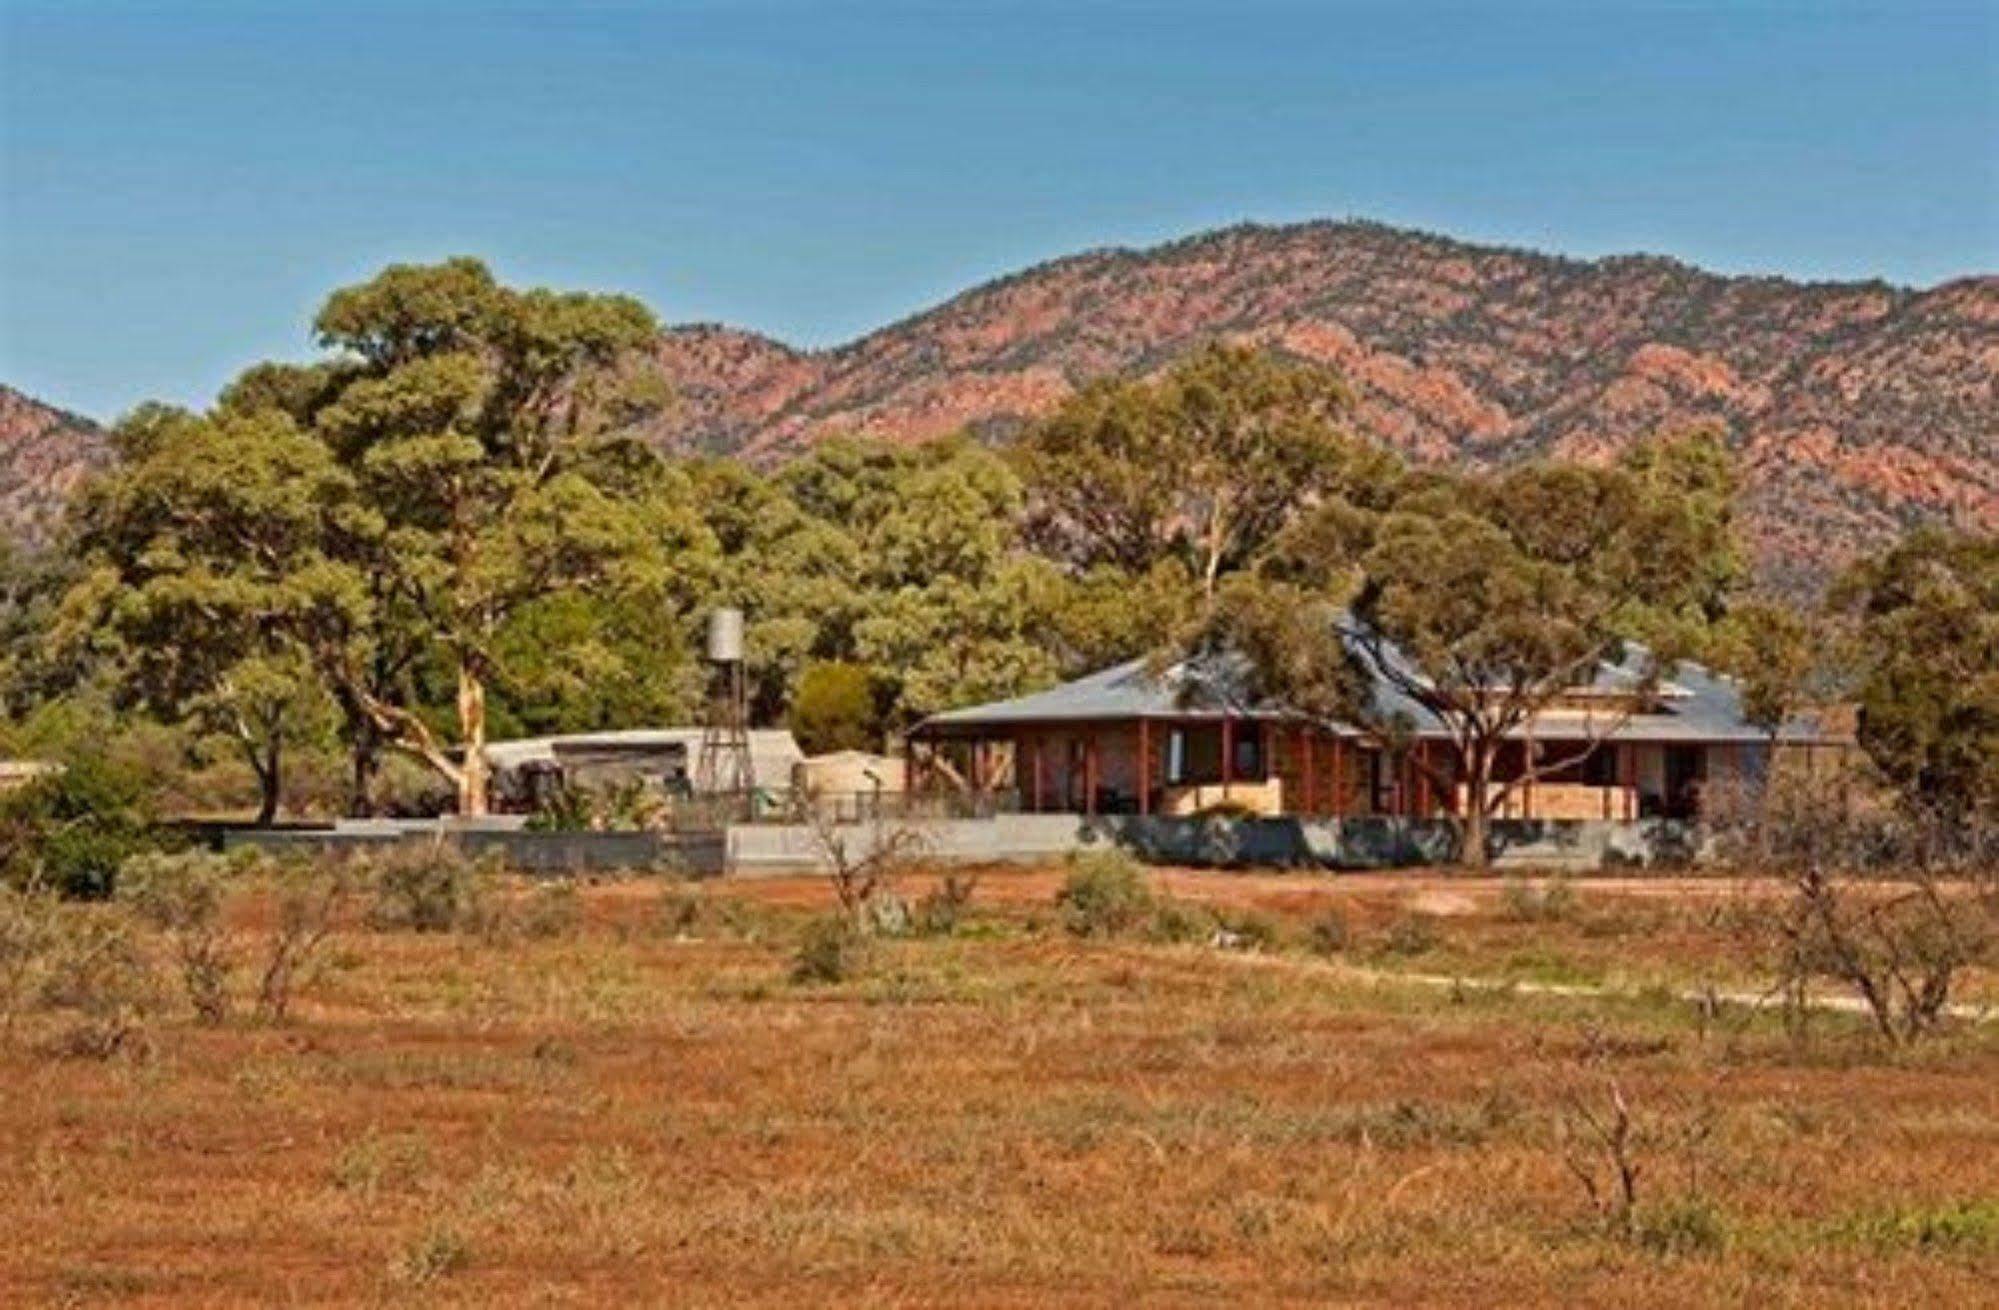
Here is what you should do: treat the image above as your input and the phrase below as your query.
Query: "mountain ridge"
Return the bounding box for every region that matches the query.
[645,220,1997,588]
[4,220,1993,586]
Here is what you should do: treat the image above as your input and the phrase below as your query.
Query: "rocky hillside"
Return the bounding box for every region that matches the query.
[650,222,1997,588]
[5,222,1991,583]
[0,386,108,547]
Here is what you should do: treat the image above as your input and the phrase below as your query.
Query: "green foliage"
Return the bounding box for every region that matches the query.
[116,849,244,1024]
[913,873,980,937]
[1056,848,1155,938]
[1835,529,1998,821]
[1017,342,1380,600]
[789,660,883,754]
[0,756,156,899]
[1707,598,1834,739]
[1631,1198,1731,1258]
[791,914,866,985]
[1144,897,1215,945]
[36,902,161,1058]
[362,844,498,934]
[1202,426,1748,866]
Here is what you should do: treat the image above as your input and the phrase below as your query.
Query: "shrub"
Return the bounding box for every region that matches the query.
[791,915,866,985]
[1633,1198,1731,1258]
[913,874,979,936]
[255,861,352,1023]
[1307,907,1352,956]
[656,889,707,938]
[117,850,243,1025]
[1380,912,1440,957]
[37,905,160,1057]
[391,1221,471,1286]
[1057,849,1154,938]
[518,880,581,940]
[1144,898,1215,945]
[789,660,884,755]
[1501,872,1580,923]
[0,756,156,899]
[0,879,61,1037]
[363,844,497,934]
[1211,908,1282,952]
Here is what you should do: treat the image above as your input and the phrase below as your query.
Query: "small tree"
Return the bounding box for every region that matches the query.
[1714,770,1997,1045]
[1833,528,1998,830]
[804,804,927,932]
[789,661,882,754]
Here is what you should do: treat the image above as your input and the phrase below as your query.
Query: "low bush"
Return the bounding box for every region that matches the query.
[363,844,499,935]
[255,861,352,1023]
[36,905,160,1058]
[791,915,866,985]
[0,755,157,900]
[518,880,581,940]
[1057,849,1154,938]
[1306,907,1352,956]
[1633,1198,1731,1258]
[0,879,61,1036]
[1210,908,1283,952]
[1501,872,1580,923]
[117,849,247,1024]
[913,874,979,936]
[1144,898,1215,945]
[1379,912,1441,957]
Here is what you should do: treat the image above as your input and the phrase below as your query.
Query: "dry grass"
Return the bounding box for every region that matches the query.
[1,866,1994,1307]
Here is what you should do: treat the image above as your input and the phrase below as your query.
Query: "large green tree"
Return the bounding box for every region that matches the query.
[1017,342,1388,603]
[71,261,683,819]
[1834,528,1998,823]
[1199,430,1745,867]
[64,404,348,824]
[299,258,674,814]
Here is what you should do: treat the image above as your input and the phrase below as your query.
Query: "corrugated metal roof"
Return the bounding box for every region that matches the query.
[482,728,806,791]
[918,641,1847,746]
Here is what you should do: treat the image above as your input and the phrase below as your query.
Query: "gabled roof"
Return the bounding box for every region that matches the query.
[917,642,1848,746]
[917,655,1329,731]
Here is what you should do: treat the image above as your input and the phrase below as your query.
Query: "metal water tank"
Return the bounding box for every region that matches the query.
[706,606,744,663]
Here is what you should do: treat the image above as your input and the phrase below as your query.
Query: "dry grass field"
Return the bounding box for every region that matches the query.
[2,863,1995,1308]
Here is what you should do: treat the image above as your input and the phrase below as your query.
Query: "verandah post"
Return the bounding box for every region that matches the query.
[1222,716,1234,803]
[1302,724,1315,817]
[1138,718,1151,816]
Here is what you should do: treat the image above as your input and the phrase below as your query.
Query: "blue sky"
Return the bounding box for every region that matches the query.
[3,1,1994,421]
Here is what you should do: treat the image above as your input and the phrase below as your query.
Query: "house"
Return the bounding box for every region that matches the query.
[906,647,1851,823]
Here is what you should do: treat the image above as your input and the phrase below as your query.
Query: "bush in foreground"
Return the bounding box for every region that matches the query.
[1057,849,1154,938]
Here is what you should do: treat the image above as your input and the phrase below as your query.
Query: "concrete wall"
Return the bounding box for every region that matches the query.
[217,812,1701,876]
[721,812,1703,873]
[726,813,1087,874]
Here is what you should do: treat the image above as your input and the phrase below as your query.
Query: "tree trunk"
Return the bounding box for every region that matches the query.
[457,662,489,817]
[254,733,283,827]
[1460,743,1492,871]
[348,732,380,818]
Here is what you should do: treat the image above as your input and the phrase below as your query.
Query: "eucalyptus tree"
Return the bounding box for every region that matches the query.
[1017,342,1390,604]
[1196,431,1745,868]
[63,404,346,823]
[300,258,675,814]
[1834,528,1998,824]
